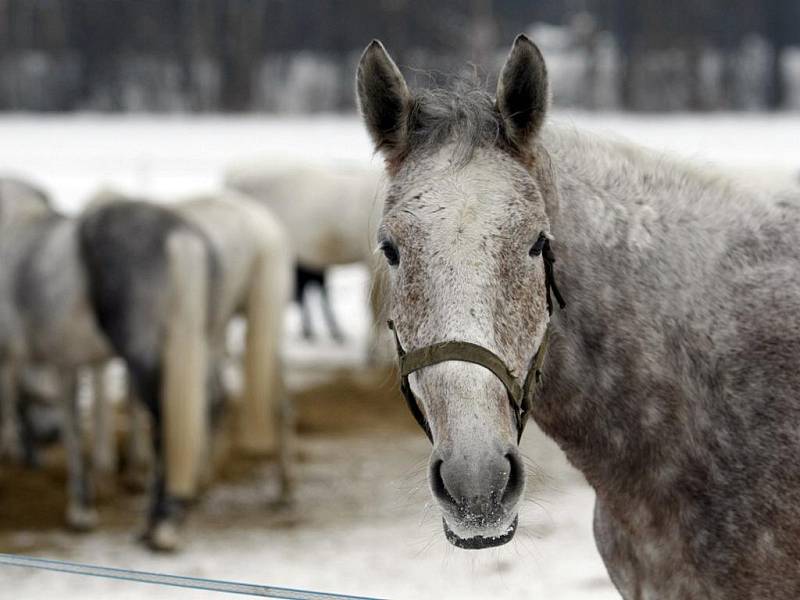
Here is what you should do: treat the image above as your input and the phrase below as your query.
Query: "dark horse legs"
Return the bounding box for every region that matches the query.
[319,283,344,342]
[295,264,344,342]
[130,364,187,552]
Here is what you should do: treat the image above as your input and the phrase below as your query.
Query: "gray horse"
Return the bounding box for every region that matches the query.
[0,177,112,530]
[357,36,800,598]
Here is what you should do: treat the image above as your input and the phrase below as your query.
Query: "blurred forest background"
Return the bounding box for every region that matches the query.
[0,0,799,113]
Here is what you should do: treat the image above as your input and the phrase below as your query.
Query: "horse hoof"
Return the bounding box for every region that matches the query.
[144,522,182,552]
[66,506,99,532]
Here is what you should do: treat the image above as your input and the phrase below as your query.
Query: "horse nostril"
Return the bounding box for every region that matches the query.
[429,457,458,510]
[500,450,525,509]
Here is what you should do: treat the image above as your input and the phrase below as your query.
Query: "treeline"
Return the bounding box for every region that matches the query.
[0,0,798,112]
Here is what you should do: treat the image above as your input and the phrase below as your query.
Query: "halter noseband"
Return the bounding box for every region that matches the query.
[388,235,565,443]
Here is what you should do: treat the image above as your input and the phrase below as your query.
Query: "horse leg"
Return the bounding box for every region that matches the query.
[276,388,294,506]
[0,362,23,462]
[90,364,117,496]
[299,291,314,340]
[122,391,152,492]
[61,370,98,531]
[143,406,188,552]
[319,278,344,343]
[295,265,314,340]
[17,388,40,468]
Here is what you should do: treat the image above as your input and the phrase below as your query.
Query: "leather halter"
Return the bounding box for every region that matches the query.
[388,321,550,442]
[387,234,565,444]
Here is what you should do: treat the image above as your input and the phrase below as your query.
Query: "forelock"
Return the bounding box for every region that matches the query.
[403,80,505,166]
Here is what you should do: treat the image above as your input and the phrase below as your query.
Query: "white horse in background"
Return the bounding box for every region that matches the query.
[224,162,391,357]
[225,162,382,268]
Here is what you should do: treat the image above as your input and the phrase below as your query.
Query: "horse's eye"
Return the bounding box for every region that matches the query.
[529,233,547,257]
[380,240,400,266]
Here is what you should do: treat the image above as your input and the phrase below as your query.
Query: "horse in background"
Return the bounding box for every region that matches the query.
[0,178,48,462]
[0,176,113,532]
[82,190,292,548]
[0,179,120,480]
[1,182,290,551]
[358,35,800,598]
[224,163,390,354]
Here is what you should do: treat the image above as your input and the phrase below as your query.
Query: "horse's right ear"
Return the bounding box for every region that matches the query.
[496,35,549,150]
[356,40,411,156]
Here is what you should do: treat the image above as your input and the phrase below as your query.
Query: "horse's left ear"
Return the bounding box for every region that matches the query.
[496,35,549,150]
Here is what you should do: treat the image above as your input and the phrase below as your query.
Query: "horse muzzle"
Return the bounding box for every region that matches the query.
[429,444,525,549]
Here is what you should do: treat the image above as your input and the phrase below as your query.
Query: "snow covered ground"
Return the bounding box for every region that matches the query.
[0,112,798,599]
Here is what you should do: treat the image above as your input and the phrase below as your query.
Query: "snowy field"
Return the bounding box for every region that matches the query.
[0,111,797,214]
[0,112,798,600]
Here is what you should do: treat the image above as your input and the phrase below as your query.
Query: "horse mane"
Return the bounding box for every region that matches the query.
[539,123,768,220]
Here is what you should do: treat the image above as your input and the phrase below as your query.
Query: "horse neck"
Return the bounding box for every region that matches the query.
[534,127,752,498]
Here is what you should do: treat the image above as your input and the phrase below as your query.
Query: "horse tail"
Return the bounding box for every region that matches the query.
[238,201,291,456]
[161,229,209,498]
